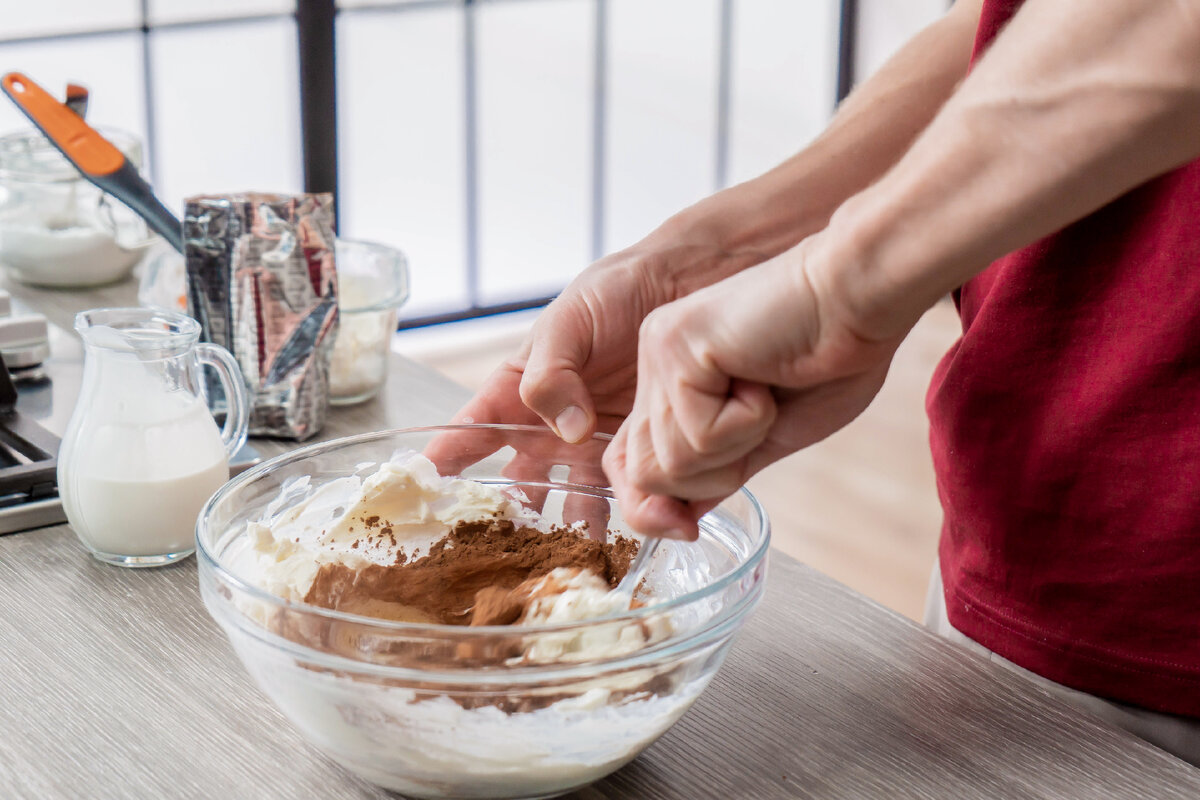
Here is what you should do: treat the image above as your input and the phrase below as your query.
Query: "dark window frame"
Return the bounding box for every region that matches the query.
[0,0,861,329]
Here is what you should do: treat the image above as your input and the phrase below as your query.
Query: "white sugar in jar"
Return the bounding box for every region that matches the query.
[0,128,156,287]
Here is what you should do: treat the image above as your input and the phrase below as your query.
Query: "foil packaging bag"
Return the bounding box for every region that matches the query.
[184,192,338,440]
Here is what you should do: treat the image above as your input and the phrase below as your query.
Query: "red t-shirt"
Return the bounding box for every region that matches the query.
[927,0,1200,716]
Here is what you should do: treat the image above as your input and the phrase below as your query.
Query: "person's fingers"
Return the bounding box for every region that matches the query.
[450,342,534,427]
[562,461,613,542]
[602,421,640,512]
[616,385,657,494]
[636,304,777,477]
[602,428,686,540]
[637,372,887,499]
[603,423,700,540]
[520,360,595,443]
[518,309,599,444]
[631,458,749,501]
[695,378,776,457]
[423,363,538,473]
[651,377,776,478]
[628,407,751,500]
[625,491,700,541]
[423,424,511,478]
[500,450,552,513]
[616,461,735,539]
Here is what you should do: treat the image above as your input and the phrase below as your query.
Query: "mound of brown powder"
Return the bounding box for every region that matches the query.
[303,518,638,626]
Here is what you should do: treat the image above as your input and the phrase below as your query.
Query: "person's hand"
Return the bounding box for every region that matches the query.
[427,247,665,496]
[426,238,763,532]
[446,237,763,440]
[602,236,917,540]
[444,249,653,441]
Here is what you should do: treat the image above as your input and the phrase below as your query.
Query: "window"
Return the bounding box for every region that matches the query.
[0,0,946,327]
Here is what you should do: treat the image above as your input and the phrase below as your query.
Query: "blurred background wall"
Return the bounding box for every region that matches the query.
[0,0,947,327]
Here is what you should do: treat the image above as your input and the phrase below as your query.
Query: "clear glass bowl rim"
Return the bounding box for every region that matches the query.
[196,423,771,640]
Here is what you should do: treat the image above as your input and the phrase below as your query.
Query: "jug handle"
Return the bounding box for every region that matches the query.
[195,343,250,460]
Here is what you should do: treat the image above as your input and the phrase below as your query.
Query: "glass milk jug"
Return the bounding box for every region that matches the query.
[58,308,250,567]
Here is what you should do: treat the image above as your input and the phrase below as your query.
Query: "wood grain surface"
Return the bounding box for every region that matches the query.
[1,276,1198,798]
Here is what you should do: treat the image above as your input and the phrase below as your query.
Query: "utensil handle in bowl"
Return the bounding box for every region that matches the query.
[196,343,250,461]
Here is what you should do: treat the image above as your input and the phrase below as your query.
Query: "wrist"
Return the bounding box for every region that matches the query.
[625,215,762,301]
[636,180,822,298]
[669,172,823,249]
[804,194,937,344]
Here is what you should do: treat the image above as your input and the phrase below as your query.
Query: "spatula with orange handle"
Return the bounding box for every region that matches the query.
[1,72,183,253]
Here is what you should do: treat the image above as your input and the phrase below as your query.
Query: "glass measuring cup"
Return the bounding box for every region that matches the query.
[57,308,249,567]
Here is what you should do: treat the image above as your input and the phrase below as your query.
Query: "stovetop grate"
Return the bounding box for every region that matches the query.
[0,354,62,531]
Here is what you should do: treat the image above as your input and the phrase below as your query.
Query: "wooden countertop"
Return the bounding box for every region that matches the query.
[1,276,1198,798]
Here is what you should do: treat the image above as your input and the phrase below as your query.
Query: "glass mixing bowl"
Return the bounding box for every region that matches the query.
[196,424,769,799]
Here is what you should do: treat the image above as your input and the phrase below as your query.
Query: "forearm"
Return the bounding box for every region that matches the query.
[645,0,982,294]
[816,0,1200,340]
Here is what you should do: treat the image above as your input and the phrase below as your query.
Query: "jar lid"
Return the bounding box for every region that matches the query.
[0,127,142,184]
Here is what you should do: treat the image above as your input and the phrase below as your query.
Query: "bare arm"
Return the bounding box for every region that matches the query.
[608,0,1200,537]
[448,0,982,447]
[821,0,1200,340]
[653,0,983,295]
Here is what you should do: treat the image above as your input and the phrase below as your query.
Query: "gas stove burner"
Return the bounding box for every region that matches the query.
[0,352,63,533]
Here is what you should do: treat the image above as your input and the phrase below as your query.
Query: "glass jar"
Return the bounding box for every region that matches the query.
[138,237,410,406]
[0,127,156,287]
[329,239,410,405]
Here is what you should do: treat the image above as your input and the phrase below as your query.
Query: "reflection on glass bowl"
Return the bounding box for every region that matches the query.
[196,424,769,799]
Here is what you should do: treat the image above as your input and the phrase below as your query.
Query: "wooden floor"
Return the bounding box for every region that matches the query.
[401,301,962,620]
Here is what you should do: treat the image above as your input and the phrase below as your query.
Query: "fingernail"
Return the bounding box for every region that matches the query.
[554,406,588,443]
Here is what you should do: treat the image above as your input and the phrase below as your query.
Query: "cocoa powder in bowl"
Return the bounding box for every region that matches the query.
[304,518,637,628]
[268,519,664,712]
